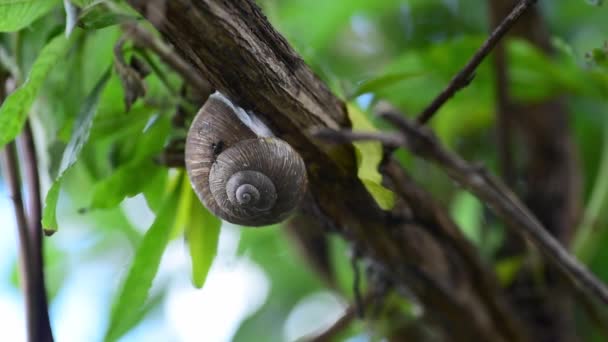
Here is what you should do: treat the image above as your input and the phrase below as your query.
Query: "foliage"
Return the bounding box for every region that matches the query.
[0,0,608,341]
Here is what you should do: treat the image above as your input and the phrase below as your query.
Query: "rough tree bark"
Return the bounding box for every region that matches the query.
[125,0,530,340]
[490,1,582,341]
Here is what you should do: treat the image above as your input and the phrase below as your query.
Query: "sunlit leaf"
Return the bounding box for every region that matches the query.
[0,34,70,148]
[41,68,111,233]
[0,0,60,32]
[347,103,394,210]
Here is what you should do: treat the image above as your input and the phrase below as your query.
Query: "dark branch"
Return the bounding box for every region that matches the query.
[1,143,34,329]
[317,112,608,306]
[19,121,54,342]
[416,0,537,124]
[311,128,404,147]
[1,64,53,342]
[308,292,376,342]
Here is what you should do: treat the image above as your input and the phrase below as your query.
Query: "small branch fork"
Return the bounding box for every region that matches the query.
[313,111,608,306]
[416,0,538,124]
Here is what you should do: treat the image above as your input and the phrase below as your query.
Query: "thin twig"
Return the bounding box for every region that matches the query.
[311,128,404,147]
[19,121,54,342]
[315,114,608,306]
[416,0,537,124]
[307,292,376,342]
[122,22,212,96]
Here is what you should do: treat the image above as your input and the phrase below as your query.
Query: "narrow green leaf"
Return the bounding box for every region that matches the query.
[89,112,169,210]
[41,175,62,235]
[180,176,221,288]
[349,71,424,99]
[361,180,395,212]
[77,1,138,30]
[173,174,194,238]
[41,68,111,233]
[0,34,70,148]
[347,103,395,210]
[143,169,168,213]
[90,159,162,209]
[104,179,180,342]
[59,68,112,173]
[0,0,60,32]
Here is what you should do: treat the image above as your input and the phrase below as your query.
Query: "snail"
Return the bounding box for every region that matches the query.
[185,92,308,226]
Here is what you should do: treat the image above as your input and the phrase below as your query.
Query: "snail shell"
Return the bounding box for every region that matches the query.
[185,92,308,226]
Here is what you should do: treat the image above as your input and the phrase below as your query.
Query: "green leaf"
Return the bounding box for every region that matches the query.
[41,176,62,235]
[41,67,111,233]
[77,1,138,31]
[104,177,180,342]
[495,256,524,286]
[89,114,169,210]
[349,71,425,99]
[180,176,221,288]
[0,0,60,32]
[450,191,483,246]
[143,169,168,213]
[347,103,395,210]
[90,159,162,209]
[0,34,70,148]
[360,179,395,211]
[69,0,96,6]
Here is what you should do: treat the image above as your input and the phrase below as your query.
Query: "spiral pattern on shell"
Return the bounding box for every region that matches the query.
[185,93,308,226]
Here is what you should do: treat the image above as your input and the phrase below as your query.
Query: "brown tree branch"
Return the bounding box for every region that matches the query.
[18,121,54,342]
[314,113,608,306]
[416,0,537,124]
[125,1,528,340]
[307,292,376,342]
[1,142,36,340]
[1,64,53,342]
